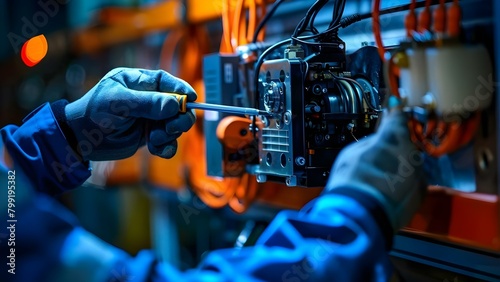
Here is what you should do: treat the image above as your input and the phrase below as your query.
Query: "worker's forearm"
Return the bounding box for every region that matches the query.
[1,102,91,195]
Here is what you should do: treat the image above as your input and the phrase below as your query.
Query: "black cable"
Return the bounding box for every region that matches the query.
[336,0,347,24]
[307,7,322,34]
[330,0,346,28]
[292,0,328,39]
[294,0,347,42]
[291,35,326,46]
[339,0,455,29]
[293,24,339,41]
[324,0,346,40]
[252,0,287,43]
[297,0,454,42]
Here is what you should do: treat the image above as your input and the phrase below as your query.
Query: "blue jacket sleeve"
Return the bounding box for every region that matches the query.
[194,193,394,282]
[1,102,91,194]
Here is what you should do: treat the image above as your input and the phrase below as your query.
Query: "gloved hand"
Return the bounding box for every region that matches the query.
[64,68,197,161]
[325,106,427,232]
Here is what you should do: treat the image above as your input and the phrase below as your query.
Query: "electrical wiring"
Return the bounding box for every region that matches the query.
[247,0,257,44]
[307,7,321,34]
[292,0,329,40]
[324,76,349,112]
[221,0,234,53]
[405,0,417,38]
[433,0,446,34]
[197,0,274,212]
[372,0,385,61]
[332,73,382,112]
[350,129,359,142]
[447,0,461,37]
[255,1,268,42]
[332,0,455,32]
[409,112,480,157]
[330,0,346,28]
[224,0,267,49]
[252,0,286,43]
[386,53,401,98]
[229,174,259,213]
[232,0,245,50]
[252,0,455,100]
[291,0,347,43]
[418,0,432,32]
[337,79,358,113]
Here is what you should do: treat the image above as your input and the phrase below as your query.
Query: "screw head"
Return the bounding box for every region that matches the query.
[295,156,306,166]
[284,111,292,125]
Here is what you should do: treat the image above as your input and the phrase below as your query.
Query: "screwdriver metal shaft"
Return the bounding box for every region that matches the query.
[165,93,268,116]
[186,102,268,116]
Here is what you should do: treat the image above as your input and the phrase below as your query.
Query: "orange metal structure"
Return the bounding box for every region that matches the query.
[72,0,273,54]
[406,186,500,252]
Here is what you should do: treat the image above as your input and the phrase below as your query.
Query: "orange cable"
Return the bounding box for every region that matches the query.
[433,0,446,34]
[247,0,257,43]
[256,1,267,41]
[372,0,385,61]
[159,28,185,71]
[387,54,401,98]
[405,0,418,37]
[418,0,432,32]
[409,112,480,157]
[229,174,258,213]
[232,0,245,50]
[447,0,461,37]
[221,0,233,52]
[239,11,248,45]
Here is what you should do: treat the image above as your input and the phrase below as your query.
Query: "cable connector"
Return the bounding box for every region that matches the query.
[284,44,305,59]
[339,14,361,28]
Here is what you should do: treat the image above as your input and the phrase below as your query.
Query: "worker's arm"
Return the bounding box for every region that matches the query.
[0,103,92,194]
[1,68,197,195]
[0,68,200,281]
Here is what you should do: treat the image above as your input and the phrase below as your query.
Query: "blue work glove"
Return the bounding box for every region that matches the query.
[325,107,427,232]
[64,68,197,161]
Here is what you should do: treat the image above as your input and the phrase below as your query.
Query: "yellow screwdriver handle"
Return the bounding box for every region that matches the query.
[167,93,187,113]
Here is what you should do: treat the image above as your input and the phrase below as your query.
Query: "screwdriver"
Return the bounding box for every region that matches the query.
[171,93,269,116]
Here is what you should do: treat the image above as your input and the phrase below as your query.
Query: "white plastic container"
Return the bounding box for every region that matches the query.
[425,45,493,117]
[400,48,429,107]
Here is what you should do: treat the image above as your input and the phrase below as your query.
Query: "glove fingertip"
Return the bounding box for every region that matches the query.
[165,112,196,134]
[148,140,178,159]
[152,93,180,119]
[185,87,198,102]
[180,82,197,102]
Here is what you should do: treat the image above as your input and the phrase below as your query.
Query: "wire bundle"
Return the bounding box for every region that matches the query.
[221,0,269,53]
[373,0,475,158]
[291,0,347,43]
